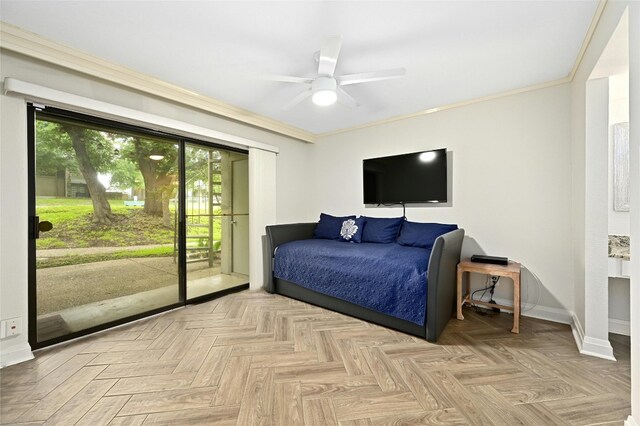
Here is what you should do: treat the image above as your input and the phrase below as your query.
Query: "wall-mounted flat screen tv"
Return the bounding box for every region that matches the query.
[363,148,447,204]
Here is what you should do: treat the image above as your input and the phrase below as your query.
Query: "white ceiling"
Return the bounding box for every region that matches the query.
[0,1,599,135]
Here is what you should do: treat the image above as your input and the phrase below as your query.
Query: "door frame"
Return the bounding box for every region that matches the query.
[27,104,249,350]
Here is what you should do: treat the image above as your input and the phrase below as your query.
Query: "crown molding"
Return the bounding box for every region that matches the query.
[317,76,571,139]
[0,0,608,143]
[0,22,315,143]
[317,0,607,139]
[569,0,608,81]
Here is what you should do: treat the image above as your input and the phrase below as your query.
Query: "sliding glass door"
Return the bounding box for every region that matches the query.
[184,144,249,300]
[28,106,248,348]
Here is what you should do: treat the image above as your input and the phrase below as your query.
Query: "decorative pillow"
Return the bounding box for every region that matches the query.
[314,213,356,240]
[339,217,365,243]
[361,216,404,244]
[397,221,458,249]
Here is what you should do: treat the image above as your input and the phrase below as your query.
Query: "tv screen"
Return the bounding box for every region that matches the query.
[363,148,447,204]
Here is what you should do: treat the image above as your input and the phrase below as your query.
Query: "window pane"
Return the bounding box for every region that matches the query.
[34,111,180,342]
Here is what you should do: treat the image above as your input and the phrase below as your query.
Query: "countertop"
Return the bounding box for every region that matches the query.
[609,235,630,260]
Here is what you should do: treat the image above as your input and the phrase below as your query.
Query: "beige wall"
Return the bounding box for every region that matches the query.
[315,84,574,320]
[0,51,316,365]
[2,14,638,419]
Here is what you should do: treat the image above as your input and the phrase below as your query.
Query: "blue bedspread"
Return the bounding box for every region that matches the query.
[273,239,431,325]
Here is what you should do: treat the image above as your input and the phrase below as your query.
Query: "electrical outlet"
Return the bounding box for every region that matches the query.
[0,317,21,338]
[7,318,21,336]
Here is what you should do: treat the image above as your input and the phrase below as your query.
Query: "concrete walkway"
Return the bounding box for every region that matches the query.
[36,257,179,315]
[37,244,173,258]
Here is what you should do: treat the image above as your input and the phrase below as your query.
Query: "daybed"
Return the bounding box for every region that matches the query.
[265,218,464,342]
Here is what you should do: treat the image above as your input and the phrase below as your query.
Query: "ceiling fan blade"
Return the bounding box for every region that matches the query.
[258,74,314,84]
[338,68,406,86]
[337,87,359,108]
[282,89,312,110]
[318,35,342,77]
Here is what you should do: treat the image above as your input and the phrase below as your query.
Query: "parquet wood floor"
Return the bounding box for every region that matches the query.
[0,291,630,425]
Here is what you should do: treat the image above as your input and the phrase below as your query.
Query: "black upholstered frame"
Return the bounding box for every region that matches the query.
[265,223,464,342]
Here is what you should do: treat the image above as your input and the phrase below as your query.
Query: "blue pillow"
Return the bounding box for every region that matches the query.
[314,213,356,240]
[397,221,458,249]
[339,217,365,243]
[361,216,404,244]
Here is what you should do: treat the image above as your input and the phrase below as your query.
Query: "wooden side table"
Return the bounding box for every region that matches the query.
[456,259,522,333]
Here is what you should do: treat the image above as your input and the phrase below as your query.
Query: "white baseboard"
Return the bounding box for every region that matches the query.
[581,336,616,360]
[486,298,619,361]
[492,297,573,324]
[571,312,585,350]
[609,318,631,336]
[625,415,638,426]
[0,342,34,368]
[571,313,616,361]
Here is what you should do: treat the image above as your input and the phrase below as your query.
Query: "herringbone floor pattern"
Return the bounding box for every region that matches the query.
[0,291,631,425]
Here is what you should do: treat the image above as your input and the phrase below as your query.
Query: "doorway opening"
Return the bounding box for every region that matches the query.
[582,8,629,360]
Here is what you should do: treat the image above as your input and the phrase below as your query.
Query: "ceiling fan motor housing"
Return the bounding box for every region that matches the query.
[312,77,337,92]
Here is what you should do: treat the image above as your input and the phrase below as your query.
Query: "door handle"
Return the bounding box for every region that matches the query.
[30,216,53,239]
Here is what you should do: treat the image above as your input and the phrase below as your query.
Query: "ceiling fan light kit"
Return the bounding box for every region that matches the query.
[262,36,405,110]
[311,77,338,106]
[312,90,337,106]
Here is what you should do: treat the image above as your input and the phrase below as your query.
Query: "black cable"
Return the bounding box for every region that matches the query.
[470,276,497,314]
[376,202,406,219]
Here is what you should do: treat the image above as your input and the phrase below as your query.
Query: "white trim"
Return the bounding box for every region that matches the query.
[584,77,614,359]
[628,2,640,420]
[609,318,631,336]
[582,336,616,360]
[3,78,279,154]
[569,0,609,80]
[0,22,314,143]
[0,342,33,368]
[571,312,586,351]
[318,77,571,138]
[572,313,616,361]
[248,148,277,290]
[482,302,618,360]
[625,415,638,426]
[492,297,573,324]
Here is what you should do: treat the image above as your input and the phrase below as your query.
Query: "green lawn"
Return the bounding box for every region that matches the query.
[36,197,222,250]
[37,245,175,269]
[36,198,174,249]
[36,197,223,266]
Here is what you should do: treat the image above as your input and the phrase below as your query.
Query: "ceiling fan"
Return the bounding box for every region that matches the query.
[262,36,406,109]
